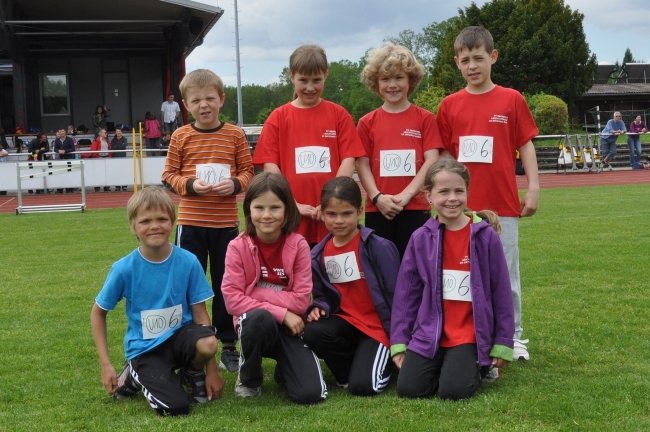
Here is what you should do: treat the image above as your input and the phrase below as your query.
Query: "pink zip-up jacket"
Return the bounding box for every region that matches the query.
[222,232,312,330]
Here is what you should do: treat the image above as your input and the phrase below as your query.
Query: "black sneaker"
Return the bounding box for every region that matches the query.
[219,348,241,373]
[181,368,208,403]
[112,360,141,399]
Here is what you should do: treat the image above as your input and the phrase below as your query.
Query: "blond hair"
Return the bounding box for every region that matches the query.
[361,43,425,96]
[289,44,328,76]
[423,159,501,234]
[454,26,494,55]
[179,69,224,101]
[127,185,176,227]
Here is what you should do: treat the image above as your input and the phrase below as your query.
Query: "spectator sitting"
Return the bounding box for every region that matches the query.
[87,128,112,192]
[111,127,129,191]
[0,140,7,195]
[159,130,171,155]
[53,127,76,193]
[27,133,50,194]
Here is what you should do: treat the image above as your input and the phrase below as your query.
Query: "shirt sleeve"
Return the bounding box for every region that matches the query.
[436,98,454,153]
[95,264,125,311]
[251,109,281,168]
[420,109,444,151]
[336,107,365,159]
[514,92,539,148]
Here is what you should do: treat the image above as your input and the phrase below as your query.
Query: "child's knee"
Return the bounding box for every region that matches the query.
[195,335,218,357]
[240,308,275,334]
[287,386,327,405]
[437,380,479,401]
[154,405,190,416]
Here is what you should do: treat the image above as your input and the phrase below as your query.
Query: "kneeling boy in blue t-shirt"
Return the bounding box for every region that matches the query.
[91,186,224,416]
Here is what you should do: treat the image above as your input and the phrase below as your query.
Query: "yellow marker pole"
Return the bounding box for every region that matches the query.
[139,123,145,189]
[132,128,138,192]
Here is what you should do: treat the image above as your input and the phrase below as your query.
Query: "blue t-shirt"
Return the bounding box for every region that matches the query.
[95,245,213,360]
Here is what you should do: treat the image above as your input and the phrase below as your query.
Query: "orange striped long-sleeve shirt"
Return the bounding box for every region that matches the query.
[161,123,254,228]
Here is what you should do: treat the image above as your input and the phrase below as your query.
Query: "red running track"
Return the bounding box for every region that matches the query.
[1,170,648,214]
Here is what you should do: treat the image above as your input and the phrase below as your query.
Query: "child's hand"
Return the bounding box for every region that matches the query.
[212,179,235,196]
[492,357,510,369]
[101,364,118,394]
[205,369,225,400]
[519,189,539,217]
[376,194,404,220]
[392,353,405,369]
[306,307,326,322]
[296,202,319,220]
[283,311,305,335]
[192,179,213,195]
[392,192,411,209]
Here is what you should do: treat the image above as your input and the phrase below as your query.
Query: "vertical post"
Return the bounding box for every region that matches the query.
[132,128,138,191]
[80,161,86,206]
[139,123,145,189]
[234,0,243,127]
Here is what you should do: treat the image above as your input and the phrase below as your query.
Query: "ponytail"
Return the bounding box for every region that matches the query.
[475,210,501,235]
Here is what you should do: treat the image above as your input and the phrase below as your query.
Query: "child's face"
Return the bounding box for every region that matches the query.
[250,190,286,243]
[182,85,225,129]
[322,198,362,245]
[425,170,468,227]
[290,71,327,108]
[378,69,409,108]
[454,44,498,93]
[130,206,173,252]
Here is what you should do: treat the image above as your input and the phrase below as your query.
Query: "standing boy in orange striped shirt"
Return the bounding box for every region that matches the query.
[162,69,254,373]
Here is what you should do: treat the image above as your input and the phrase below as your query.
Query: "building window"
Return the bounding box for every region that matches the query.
[40,74,69,116]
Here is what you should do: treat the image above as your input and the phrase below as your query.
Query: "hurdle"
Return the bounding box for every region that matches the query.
[15,160,86,214]
[556,135,578,174]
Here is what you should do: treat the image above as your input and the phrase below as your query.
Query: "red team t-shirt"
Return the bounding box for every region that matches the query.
[357,104,444,212]
[252,234,288,290]
[323,232,389,347]
[440,220,476,348]
[252,101,365,243]
[436,86,538,217]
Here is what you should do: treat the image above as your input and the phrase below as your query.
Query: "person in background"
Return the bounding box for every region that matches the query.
[0,139,7,195]
[159,130,172,155]
[144,112,162,157]
[92,105,110,138]
[161,93,180,134]
[27,133,50,194]
[88,128,112,192]
[111,127,129,191]
[627,115,647,168]
[600,111,626,170]
[54,127,76,193]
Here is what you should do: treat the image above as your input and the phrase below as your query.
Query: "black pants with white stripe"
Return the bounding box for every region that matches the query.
[239,309,327,404]
[303,315,392,396]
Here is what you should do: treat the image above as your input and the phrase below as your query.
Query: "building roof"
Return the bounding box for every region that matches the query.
[1,0,223,57]
[584,83,650,96]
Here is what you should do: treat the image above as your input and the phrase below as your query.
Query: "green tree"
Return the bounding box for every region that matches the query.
[623,48,636,64]
[431,0,598,106]
[413,86,446,115]
[525,92,568,135]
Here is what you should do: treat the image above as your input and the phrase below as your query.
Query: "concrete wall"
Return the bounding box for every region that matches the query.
[130,57,164,128]
[70,58,103,133]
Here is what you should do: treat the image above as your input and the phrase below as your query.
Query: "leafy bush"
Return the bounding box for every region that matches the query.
[526,93,568,135]
[413,85,446,115]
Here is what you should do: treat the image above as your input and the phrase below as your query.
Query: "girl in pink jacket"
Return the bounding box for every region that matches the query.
[221,172,327,404]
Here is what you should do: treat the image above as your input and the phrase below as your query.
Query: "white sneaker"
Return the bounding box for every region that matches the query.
[482,366,501,383]
[234,378,261,398]
[513,339,530,361]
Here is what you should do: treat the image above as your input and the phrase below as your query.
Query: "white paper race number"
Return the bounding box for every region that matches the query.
[324,251,361,283]
[141,304,183,340]
[195,163,231,184]
[379,149,416,177]
[442,270,472,302]
[458,136,493,163]
[295,146,331,174]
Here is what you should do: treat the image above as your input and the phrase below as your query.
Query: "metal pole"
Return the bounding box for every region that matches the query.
[234,0,243,127]
[132,128,138,192]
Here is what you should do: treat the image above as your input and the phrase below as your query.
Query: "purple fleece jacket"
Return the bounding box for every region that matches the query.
[390,214,514,366]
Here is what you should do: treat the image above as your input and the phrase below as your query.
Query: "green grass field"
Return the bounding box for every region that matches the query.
[1,184,649,431]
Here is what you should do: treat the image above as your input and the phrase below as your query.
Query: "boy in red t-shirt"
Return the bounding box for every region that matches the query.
[252,44,365,245]
[436,26,539,361]
[357,43,443,258]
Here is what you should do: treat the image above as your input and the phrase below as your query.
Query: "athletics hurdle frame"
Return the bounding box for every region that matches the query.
[15,160,86,215]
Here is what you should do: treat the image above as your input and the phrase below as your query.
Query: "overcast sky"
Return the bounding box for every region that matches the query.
[187,0,650,87]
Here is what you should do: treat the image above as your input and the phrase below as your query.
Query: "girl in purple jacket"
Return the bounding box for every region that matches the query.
[391,159,514,401]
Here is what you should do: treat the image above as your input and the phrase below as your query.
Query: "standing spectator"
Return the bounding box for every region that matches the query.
[54,127,76,193]
[92,105,111,138]
[600,111,626,170]
[144,112,162,156]
[161,93,180,134]
[627,115,647,167]
[0,139,7,195]
[111,127,129,191]
[88,128,112,192]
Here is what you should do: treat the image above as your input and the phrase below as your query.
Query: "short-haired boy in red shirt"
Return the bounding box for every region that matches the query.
[435,26,539,361]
